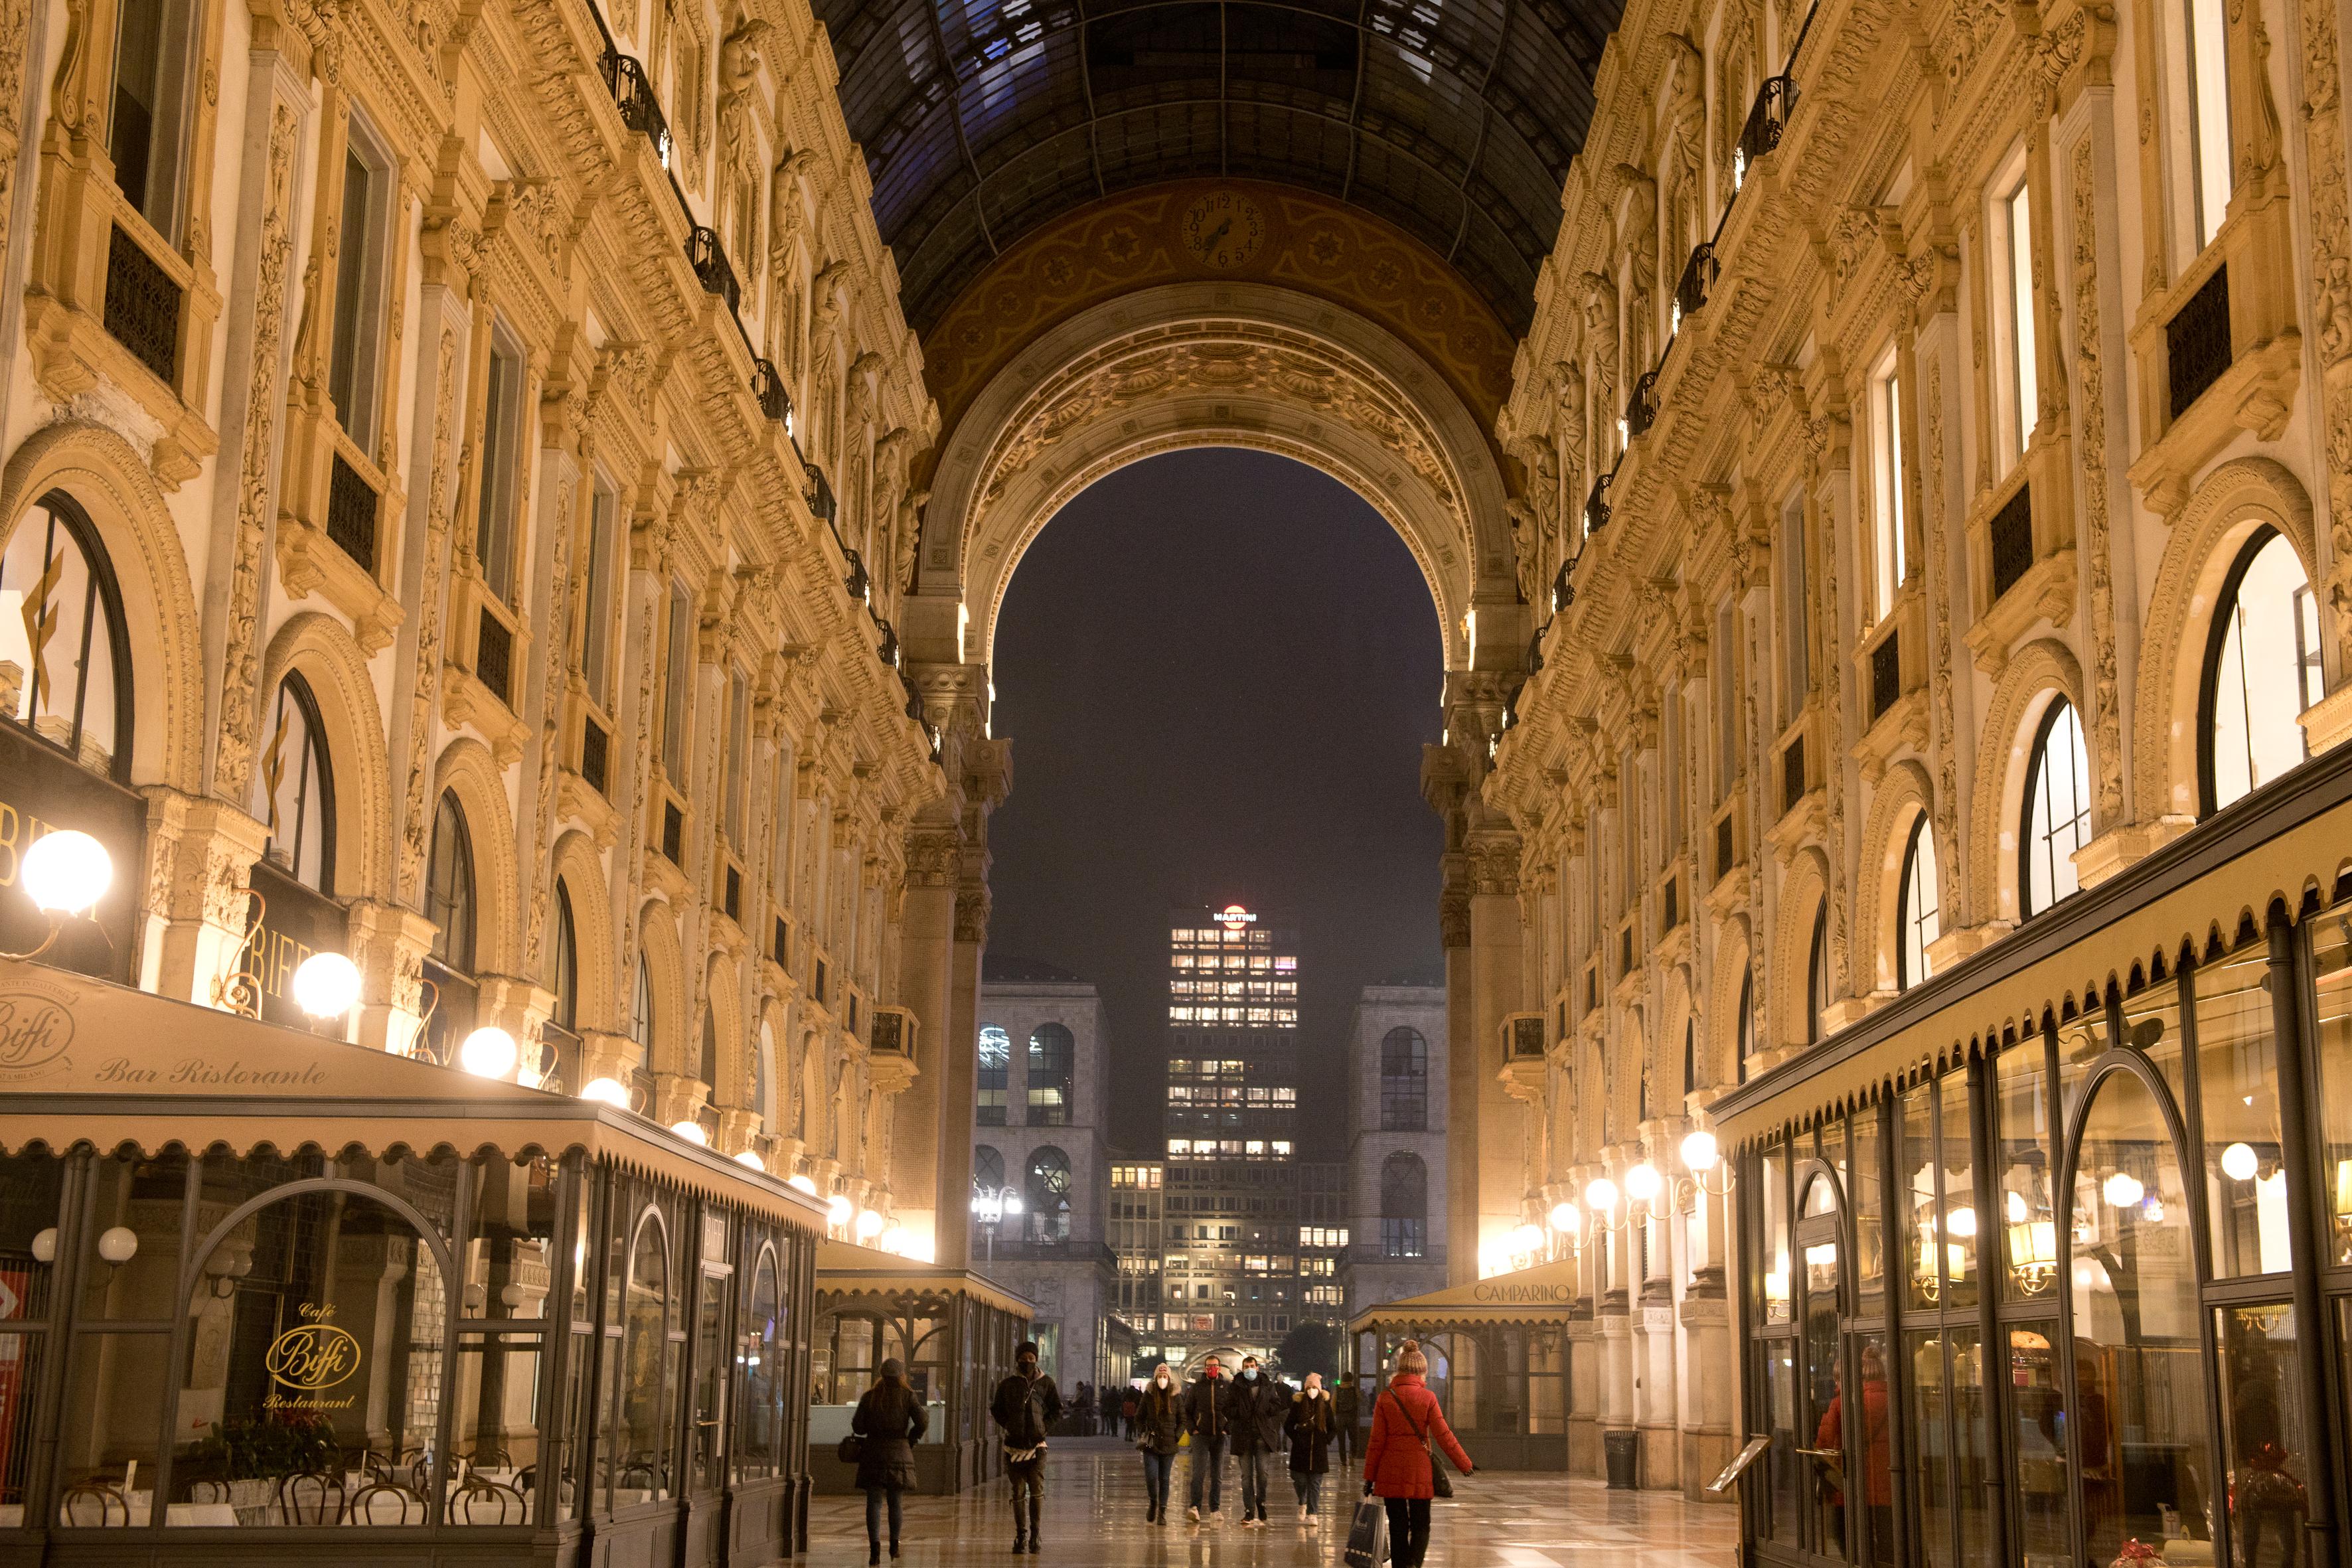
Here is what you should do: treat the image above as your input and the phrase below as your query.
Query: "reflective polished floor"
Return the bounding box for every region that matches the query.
[797,1438,1741,1567]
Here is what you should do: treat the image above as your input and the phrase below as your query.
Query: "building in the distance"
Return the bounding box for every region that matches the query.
[1340,986,1450,1321]
[1109,1156,1165,1377]
[972,957,1120,1391]
[1296,1161,1352,1345]
[1158,904,1303,1368]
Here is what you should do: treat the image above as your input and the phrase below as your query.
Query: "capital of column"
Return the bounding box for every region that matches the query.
[344,900,439,1055]
[136,788,270,1006]
[651,1071,710,1127]
[717,1107,763,1157]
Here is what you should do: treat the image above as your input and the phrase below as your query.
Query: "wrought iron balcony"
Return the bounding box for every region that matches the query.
[599,50,674,167]
[1676,242,1718,320]
[1551,556,1576,613]
[839,544,868,605]
[1739,75,1798,169]
[1626,371,1660,439]
[1584,473,1613,536]
[686,226,740,313]
[807,465,837,524]
[751,358,792,425]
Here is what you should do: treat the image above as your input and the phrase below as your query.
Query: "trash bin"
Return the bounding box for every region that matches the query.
[1603,1429,1640,1490]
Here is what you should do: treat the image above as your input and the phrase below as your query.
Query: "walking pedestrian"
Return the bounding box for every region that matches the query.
[1286,1371,1334,1524]
[1136,1362,1184,1524]
[1333,1373,1362,1468]
[1182,1354,1230,1523]
[989,1340,1063,1553]
[1228,1354,1287,1528]
[1073,1380,1092,1436]
[850,1358,927,1565]
[1363,1340,1472,1568]
[1121,1385,1141,1441]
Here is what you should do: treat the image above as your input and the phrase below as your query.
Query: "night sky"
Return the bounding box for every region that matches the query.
[984,449,1448,1159]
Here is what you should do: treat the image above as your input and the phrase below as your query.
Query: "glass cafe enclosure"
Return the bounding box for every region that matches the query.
[1713,749,2352,1568]
[1347,1262,1578,1470]
[0,969,825,1567]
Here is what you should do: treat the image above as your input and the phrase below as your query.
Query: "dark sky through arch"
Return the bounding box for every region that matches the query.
[986,447,1448,1158]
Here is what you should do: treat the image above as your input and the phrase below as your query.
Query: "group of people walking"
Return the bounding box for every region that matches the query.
[846,1337,1470,1568]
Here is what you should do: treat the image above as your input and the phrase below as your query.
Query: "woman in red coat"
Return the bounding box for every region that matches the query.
[1362,1340,1472,1568]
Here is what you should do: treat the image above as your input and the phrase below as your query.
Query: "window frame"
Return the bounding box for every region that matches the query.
[474,325,528,604]
[1871,354,1907,621]
[1897,813,1940,992]
[106,0,199,245]
[1806,900,1830,1046]
[426,790,477,973]
[580,476,621,712]
[2020,696,2092,921]
[2198,524,2322,817]
[1,492,137,781]
[1994,161,2041,469]
[2179,0,2234,254]
[327,107,396,457]
[258,670,337,896]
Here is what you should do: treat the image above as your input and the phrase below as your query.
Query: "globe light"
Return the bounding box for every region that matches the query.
[1511,1223,1543,1255]
[580,1077,631,1108]
[2102,1171,2146,1208]
[1680,1129,1720,1173]
[290,952,362,1019]
[2221,1141,2259,1182]
[96,1225,139,1265]
[1004,1192,1024,1215]
[2006,1190,2030,1223]
[734,1148,767,1172]
[459,1026,519,1079]
[30,1227,56,1264]
[788,1173,819,1196]
[855,1209,886,1241]
[1947,1206,1977,1238]
[1624,1162,1662,1203]
[1586,1177,1620,1214]
[1548,1202,1581,1235]
[21,830,111,916]
[669,1120,709,1146]
[827,1194,854,1225]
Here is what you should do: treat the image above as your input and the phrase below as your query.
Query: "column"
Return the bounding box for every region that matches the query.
[892,823,959,1262]
[1467,824,1527,1272]
[134,789,270,1007]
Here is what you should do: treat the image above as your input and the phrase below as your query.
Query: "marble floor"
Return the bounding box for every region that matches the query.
[797,1439,1741,1568]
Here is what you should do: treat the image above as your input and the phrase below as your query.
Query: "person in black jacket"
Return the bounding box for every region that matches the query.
[851,1360,928,1565]
[988,1341,1063,1553]
[1181,1355,1229,1523]
[1332,1373,1362,1467]
[1227,1355,1288,1527]
[1135,1362,1184,1523]
[1285,1372,1335,1523]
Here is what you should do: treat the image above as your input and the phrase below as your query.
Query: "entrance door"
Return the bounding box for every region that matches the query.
[1792,1169,1857,1566]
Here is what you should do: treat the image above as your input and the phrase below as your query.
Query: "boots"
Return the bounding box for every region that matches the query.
[1026,1492,1043,1552]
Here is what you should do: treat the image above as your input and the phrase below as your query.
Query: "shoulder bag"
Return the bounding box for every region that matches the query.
[1385,1389,1453,1498]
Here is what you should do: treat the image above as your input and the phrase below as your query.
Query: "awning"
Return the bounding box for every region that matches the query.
[817,1239,1034,1318]
[1709,741,2352,1150]
[1348,1257,1582,1333]
[0,957,830,1229]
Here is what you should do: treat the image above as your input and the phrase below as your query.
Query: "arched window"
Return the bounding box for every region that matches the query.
[1737,969,1755,1081]
[631,955,655,1073]
[1683,1017,1695,1097]
[552,880,579,1033]
[977,1024,1010,1125]
[1806,901,1830,1046]
[1380,1154,1427,1258]
[755,1021,774,1126]
[2203,527,2323,813]
[973,1143,1006,1193]
[1025,1146,1072,1243]
[699,1006,719,1090]
[1897,815,1941,990]
[426,791,475,971]
[257,672,333,892]
[2022,698,2092,919]
[1,494,131,777]
[1027,1023,1073,1125]
[615,1212,676,1499]
[1379,1027,1429,1130]
[735,1248,783,1476]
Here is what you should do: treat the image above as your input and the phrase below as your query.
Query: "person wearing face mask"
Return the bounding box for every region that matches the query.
[1364,1340,1473,1568]
[988,1340,1063,1553]
[1182,1354,1229,1523]
[1286,1371,1334,1524]
[1136,1363,1184,1523]
[1227,1355,1288,1528]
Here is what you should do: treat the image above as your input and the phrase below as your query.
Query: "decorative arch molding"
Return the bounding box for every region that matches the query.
[636,898,689,1079]
[1854,759,1940,996]
[430,738,522,977]
[257,612,394,903]
[704,951,742,1099]
[1970,638,2088,926]
[1656,963,1693,1109]
[2133,457,2322,823]
[757,994,793,1131]
[1614,1004,1646,1144]
[1772,846,1832,1053]
[1708,913,1753,1089]
[0,420,204,790]
[548,829,615,1033]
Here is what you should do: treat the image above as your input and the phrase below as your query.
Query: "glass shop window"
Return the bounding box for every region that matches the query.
[2069,1067,2211,1564]
[1849,1107,1883,1288]
[1764,1340,1799,1547]
[606,1212,677,1504]
[2313,917,2352,1263]
[734,1248,784,1481]
[1760,1145,1790,1325]
[2007,1322,2070,1565]
[2195,945,2292,1277]
[1899,1083,1938,1315]
[1997,1037,2060,1302]
[172,1188,447,1526]
[2214,1302,2309,1563]
[449,1335,540,1521]
[463,1156,558,1322]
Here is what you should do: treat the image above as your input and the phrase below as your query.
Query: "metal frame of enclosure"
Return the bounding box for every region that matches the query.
[1348,1259,1578,1471]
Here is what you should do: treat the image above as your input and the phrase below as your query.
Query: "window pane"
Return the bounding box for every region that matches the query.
[1,500,125,770]
[1948,1325,1992,1565]
[328,143,382,452]
[2215,1302,2308,1565]
[451,1336,541,1521]
[1907,1330,1953,1568]
[2186,0,2233,247]
[582,485,615,709]
[1997,1040,2060,1302]
[2208,531,2314,811]
[2009,182,2038,454]
[2313,918,2352,1264]
[610,1216,672,1503]
[2195,947,2292,1275]
[2007,1322,2069,1566]
[734,1255,783,1480]
[1940,1076,1980,1309]
[1761,1146,1790,1325]
[1851,1108,1883,1289]
[62,1330,167,1523]
[2025,700,2090,917]
[1764,1340,1800,1547]
[1899,1085,1937,1314]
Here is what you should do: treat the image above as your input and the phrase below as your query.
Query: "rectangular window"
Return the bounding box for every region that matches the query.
[661,578,692,780]
[475,333,526,601]
[327,121,392,454]
[1872,361,1907,620]
[582,481,617,708]
[724,666,749,848]
[1778,493,1808,724]
[108,0,195,240]
[2004,179,2039,461]
[2185,0,2233,249]
[1715,598,1738,800]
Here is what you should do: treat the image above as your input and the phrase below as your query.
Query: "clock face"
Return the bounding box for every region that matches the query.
[1180,193,1267,269]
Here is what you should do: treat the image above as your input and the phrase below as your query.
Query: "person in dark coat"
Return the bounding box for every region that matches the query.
[1135,1362,1184,1523]
[851,1359,927,1564]
[1332,1373,1362,1467]
[1181,1355,1229,1522]
[1227,1355,1288,1527]
[1286,1372,1335,1522]
[988,1341,1063,1553]
[1364,1340,1472,1568]
[1121,1386,1142,1441]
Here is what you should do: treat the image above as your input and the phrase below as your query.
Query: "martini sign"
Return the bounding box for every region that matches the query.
[1215,905,1257,930]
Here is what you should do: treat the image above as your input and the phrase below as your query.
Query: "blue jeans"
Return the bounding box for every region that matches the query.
[1235,1447,1271,1519]
[1291,1468,1324,1514]
[1142,1450,1174,1512]
[1187,1436,1226,1511]
[863,1485,903,1549]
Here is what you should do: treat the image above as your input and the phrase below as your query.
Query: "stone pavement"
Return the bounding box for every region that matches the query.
[798,1438,1741,1567]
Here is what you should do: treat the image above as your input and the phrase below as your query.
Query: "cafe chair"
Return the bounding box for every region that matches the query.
[58,1480,129,1527]
[279,1468,347,1526]
[345,1479,426,1526]
[187,1477,232,1506]
[453,1472,526,1524]
[469,1445,512,1471]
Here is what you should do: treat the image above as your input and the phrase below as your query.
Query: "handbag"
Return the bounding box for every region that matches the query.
[836,1433,865,1464]
[1342,1495,1388,1568]
[1385,1390,1453,1499]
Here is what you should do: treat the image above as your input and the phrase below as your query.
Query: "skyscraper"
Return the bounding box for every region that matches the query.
[1156,905,1303,1368]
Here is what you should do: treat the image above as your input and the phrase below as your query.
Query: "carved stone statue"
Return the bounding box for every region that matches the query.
[1582,277,1620,462]
[1553,358,1587,514]
[716,15,771,275]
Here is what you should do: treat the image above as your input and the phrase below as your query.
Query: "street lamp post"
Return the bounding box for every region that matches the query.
[971,1186,1023,1267]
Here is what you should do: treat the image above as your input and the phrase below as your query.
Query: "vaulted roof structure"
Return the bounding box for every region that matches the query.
[815,0,1624,333]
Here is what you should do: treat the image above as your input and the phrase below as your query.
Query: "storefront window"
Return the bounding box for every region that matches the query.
[2122,975,2188,1117]
[2215,1302,2310,1568]
[1849,1332,1894,1567]
[2008,1322,2069,1567]
[1907,1328,1952,1568]
[2316,917,2352,1263]
[465,1157,556,1322]
[1948,1326,1991,1564]
[1900,1085,1937,1314]
[1998,1035,2061,1301]
[1851,1107,1883,1289]
[734,1249,783,1480]
[451,1334,539,1520]
[2196,947,2292,1276]
[1939,1075,1979,1309]
[2069,1067,2211,1563]
[1800,1215,1841,1553]
[81,1150,190,1319]
[691,1268,727,1491]
[1761,1146,1790,1325]
[613,1213,674,1504]
[1764,1340,1799,1547]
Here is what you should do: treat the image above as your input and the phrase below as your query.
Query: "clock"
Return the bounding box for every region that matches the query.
[1180,193,1267,269]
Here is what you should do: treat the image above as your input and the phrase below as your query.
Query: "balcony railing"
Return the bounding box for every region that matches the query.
[1739,75,1799,169]
[807,465,837,524]
[1870,629,1901,723]
[1676,242,1719,321]
[686,226,740,313]
[475,607,513,706]
[1551,556,1576,613]
[751,358,791,425]
[580,715,609,795]
[1989,483,2035,601]
[105,226,181,386]
[1626,371,1660,439]
[2167,265,2232,420]
[326,452,379,569]
[1584,472,1613,536]
[599,51,674,167]
[839,544,868,604]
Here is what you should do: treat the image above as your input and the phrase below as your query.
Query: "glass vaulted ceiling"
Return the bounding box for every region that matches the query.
[818,0,1623,333]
